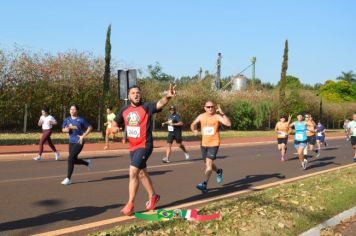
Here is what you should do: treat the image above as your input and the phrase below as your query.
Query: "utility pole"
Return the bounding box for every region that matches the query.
[251,56,256,89]
[198,67,203,80]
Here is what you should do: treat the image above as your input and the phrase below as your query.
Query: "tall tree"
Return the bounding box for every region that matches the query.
[101,24,111,136]
[278,40,288,116]
[336,70,356,83]
[103,24,111,97]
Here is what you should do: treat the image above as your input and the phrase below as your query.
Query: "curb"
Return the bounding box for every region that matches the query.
[300,206,356,236]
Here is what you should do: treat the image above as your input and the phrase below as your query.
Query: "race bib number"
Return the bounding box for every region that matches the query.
[203,127,215,136]
[127,126,140,138]
[317,132,322,137]
[295,133,303,140]
[168,125,174,132]
[278,131,287,137]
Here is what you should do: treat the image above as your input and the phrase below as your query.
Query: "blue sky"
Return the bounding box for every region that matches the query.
[1,0,356,85]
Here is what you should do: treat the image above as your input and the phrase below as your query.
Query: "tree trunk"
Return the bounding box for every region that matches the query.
[23,104,28,133]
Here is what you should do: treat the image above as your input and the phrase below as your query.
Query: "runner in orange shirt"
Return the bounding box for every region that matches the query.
[190,101,231,193]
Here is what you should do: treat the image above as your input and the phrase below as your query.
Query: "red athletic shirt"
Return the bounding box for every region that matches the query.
[115,102,161,151]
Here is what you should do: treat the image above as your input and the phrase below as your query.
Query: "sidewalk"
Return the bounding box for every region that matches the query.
[0,133,345,160]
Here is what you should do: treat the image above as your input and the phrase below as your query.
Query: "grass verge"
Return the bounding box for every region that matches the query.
[0,130,343,146]
[91,165,356,236]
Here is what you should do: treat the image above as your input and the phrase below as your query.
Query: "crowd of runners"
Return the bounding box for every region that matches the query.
[32,84,356,216]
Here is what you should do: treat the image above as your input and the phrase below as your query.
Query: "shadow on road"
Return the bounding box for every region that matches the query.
[159,173,285,209]
[77,170,172,184]
[0,203,122,232]
[171,155,228,163]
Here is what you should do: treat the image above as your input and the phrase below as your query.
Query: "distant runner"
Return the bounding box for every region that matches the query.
[304,114,317,157]
[61,105,93,185]
[347,114,356,162]
[316,121,326,157]
[161,105,190,163]
[344,119,350,141]
[34,107,60,161]
[191,102,231,193]
[104,106,117,150]
[290,114,308,170]
[274,114,291,161]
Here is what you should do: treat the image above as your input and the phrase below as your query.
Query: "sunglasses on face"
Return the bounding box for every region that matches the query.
[205,106,214,109]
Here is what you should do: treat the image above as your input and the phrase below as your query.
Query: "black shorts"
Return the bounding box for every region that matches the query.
[201,146,219,160]
[167,132,182,144]
[129,146,153,169]
[277,138,288,145]
[351,136,356,146]
[307,135,316,145]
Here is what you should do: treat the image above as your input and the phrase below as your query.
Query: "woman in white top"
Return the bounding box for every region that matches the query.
[34,107,60,161]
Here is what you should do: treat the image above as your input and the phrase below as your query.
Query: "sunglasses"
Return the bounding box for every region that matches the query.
[205,106,214,109]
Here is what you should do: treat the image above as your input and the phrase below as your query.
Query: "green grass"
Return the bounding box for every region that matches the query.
[0,129,343,146]
[91,165,356,236]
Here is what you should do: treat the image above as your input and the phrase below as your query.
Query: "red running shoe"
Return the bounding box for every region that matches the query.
[146,194,160,211]
[120,202,134,216]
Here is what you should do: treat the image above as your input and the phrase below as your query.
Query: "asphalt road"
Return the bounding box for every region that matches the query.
[0,138,353,235]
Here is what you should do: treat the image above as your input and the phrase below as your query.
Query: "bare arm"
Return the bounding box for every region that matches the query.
[78,126,93,144]
[191,114,202,134]
[216,105,231,127]
[217,114,231,127]
[156,84,176,110]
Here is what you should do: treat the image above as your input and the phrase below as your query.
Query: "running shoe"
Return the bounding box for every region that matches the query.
[281,156,285,162]
[161,158,170,163]
[146,194,160,211]
[61,178,72,185]
[104,145,108,150]
[353,157,356,162]
[216,169,223,184]
[33,156,41,161]
[87,159,93,170]
[184,153,190,160]
[316,152,320,158]
[303,159,308,170]
[121,202,134,216]
[55,152,61,161]
[196,182,208,193]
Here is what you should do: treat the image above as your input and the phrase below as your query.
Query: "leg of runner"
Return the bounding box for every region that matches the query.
[121,166,139,216]
[139,168,160,211]
[316,139,321,158]
[104,130,109,150]
[162,142,172,163]
[34,131,47,160]
[178,143,190,159]
[353,143,356,162]
[278,143,286,161]
[62,143,89,185]
[45,130,60,160]
[298,146,308,170]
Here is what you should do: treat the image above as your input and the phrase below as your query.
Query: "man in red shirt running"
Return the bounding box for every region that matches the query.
[113,84,176,216]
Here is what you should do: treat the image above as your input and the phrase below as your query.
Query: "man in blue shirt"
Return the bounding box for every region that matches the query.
[161,105,190,163]
[61,105,93,185]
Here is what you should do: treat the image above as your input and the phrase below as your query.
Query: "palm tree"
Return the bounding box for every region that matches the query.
[336,71,356,83]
